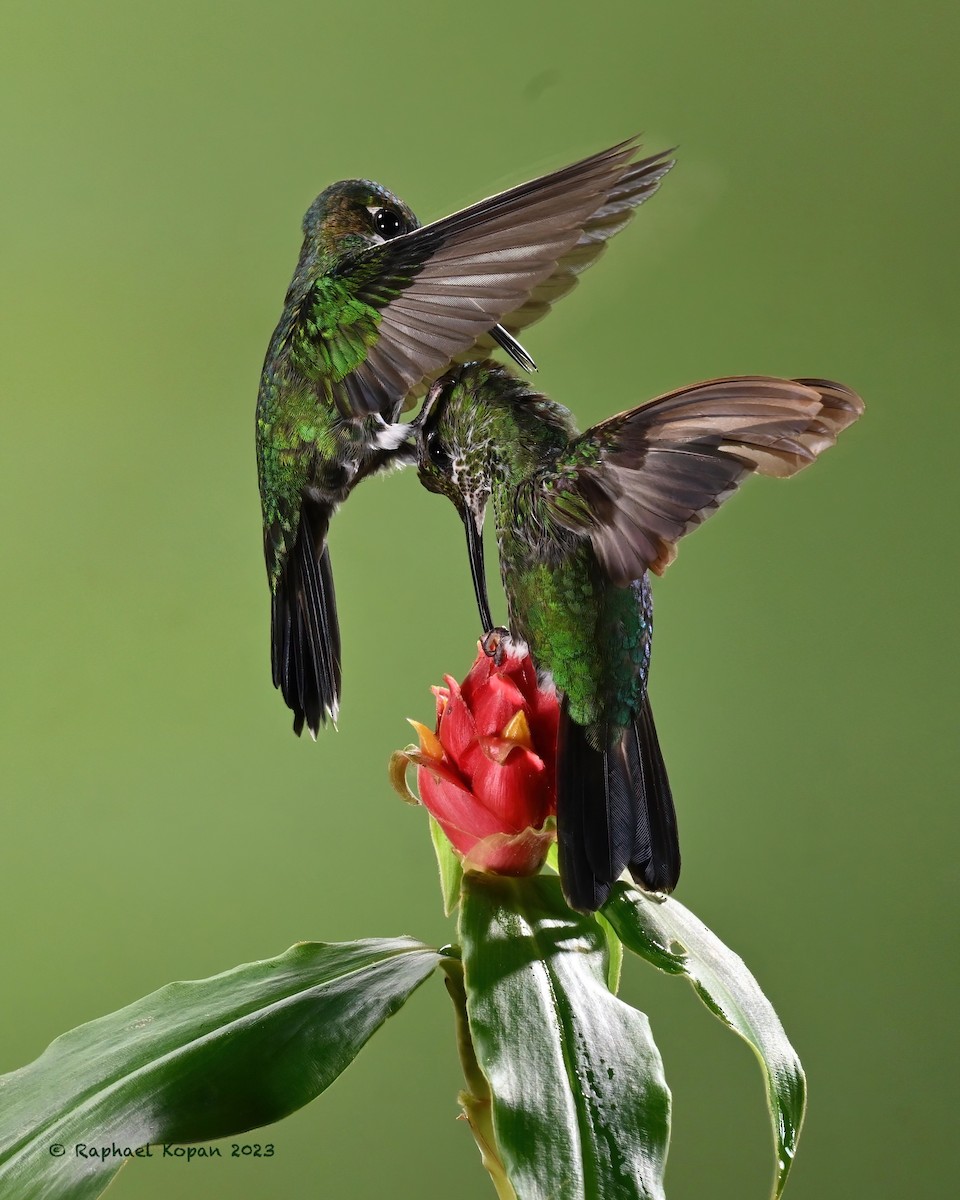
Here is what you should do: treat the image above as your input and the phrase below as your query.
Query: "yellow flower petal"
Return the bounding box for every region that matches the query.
[407,718,444,761]
[500,709,533,750]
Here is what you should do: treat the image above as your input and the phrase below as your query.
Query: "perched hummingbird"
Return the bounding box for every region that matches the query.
[256,138,675,735]
[415,360,864,910]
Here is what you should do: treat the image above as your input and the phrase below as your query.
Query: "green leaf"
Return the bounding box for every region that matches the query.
[0,939,441,1200]
[594,908,624,995]
[430,814,464,914]
[461,873,670,1200]
[603,883,805,1200]
[542,844,620,992]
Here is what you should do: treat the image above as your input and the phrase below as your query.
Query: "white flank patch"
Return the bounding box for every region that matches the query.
[374,420,412,451]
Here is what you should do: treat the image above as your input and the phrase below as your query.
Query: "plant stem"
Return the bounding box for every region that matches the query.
[441,957,517,1200]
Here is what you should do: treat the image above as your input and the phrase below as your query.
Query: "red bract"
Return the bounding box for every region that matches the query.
[392,644,560,876]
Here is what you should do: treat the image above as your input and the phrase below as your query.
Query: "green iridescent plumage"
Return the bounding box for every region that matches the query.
[417,361,655,741]
[415,360,863,910]
[255,140,677,735]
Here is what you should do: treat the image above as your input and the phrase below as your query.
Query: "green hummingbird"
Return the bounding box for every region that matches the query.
[256,138,675,735]
[415,360,864,910]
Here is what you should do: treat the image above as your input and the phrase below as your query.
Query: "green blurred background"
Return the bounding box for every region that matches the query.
[1,1,955,1196]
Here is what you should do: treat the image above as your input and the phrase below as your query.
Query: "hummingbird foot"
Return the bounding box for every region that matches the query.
[481,626,525,665]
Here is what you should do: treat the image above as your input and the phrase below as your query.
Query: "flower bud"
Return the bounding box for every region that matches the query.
[392,644,559,876]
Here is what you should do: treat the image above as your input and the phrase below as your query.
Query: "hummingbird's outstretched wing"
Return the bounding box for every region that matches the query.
[538,377,864,585]
[463,147,675,352]
[294,138,664,419]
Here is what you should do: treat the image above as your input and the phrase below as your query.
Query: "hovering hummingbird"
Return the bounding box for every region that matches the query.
[256,138,675,735]
[415,360,864,910]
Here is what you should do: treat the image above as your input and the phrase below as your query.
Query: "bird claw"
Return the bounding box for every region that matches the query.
[481,627,513,665]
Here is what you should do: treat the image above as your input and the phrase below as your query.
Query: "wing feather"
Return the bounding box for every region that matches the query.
[329,139,673,416]
[541,376,863,584]
[491,149,676,338]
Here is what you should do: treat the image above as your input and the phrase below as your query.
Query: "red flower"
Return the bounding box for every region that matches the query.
[391,644,560,876]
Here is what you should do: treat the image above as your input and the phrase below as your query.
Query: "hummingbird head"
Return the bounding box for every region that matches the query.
[416,361,532,633]
[300,180,419,261]
[416,362,500,523]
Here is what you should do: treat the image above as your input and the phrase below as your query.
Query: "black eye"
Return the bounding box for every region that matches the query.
[428,436,452,472]
[374,207,403,239]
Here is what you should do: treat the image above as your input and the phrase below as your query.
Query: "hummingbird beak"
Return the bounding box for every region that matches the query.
[490,324,537,373]
[463,506,494,634]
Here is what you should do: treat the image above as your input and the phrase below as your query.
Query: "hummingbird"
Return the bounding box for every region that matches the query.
[415,360,864,910]
[256,138,676,735]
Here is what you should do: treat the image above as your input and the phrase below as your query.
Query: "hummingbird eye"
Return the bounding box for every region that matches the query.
[373,207,404,239]
[427,436,452,473]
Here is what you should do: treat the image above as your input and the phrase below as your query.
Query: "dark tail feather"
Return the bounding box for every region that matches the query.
[556,694,680,912]
[625,694,680,893]
[271,500,342,736]
[557,701,615,911]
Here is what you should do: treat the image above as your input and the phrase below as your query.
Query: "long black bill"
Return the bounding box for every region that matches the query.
[490,324,537,373]
[463,511,494,634]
